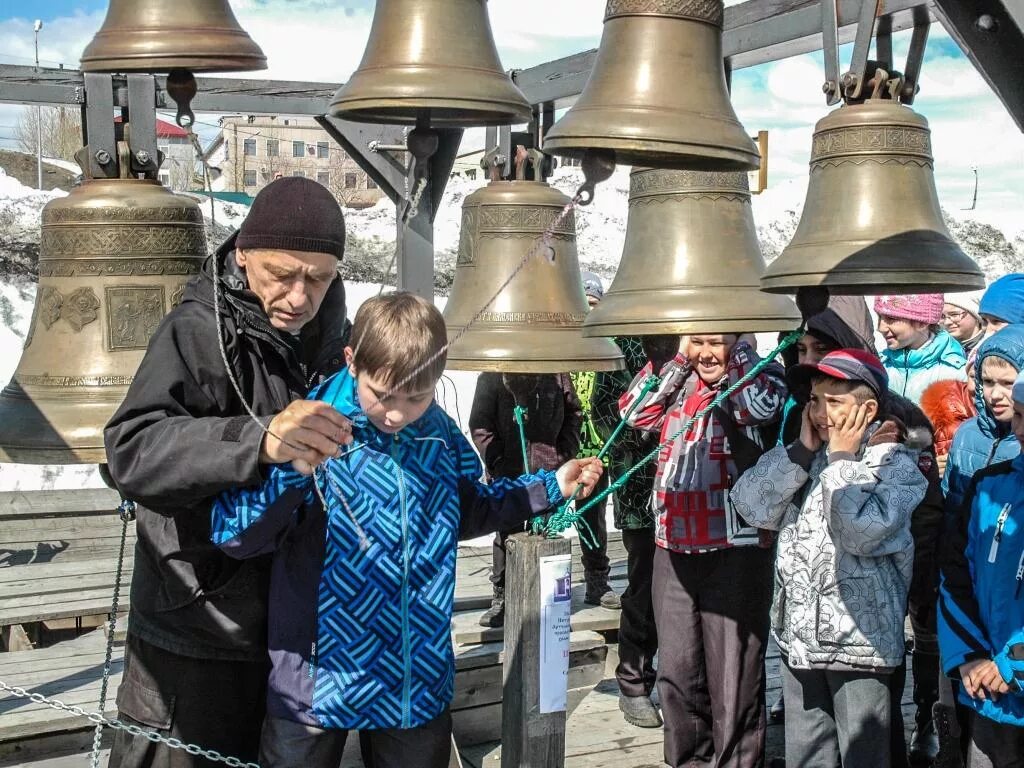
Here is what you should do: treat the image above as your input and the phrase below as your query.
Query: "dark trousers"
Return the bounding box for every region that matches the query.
[616,527,658,698]
[889,656,910,768]
[967,713,1024,768]
[259,710,453,768]
[910,609,940,732]
[781,663,893,768]
[491,472,610,589]
[653,545,774,768]
[108,634,269,768]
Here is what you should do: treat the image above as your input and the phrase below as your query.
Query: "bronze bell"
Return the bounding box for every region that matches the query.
[761,99,984,294]
[0,179,206,463]
[80,0,266,73]
[328,0,531,127]
[543,0,759,171]
[583,168,800,337]
[444,174,624,373]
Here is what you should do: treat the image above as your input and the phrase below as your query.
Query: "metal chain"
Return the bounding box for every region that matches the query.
[0,681,259,768]
[90,499,136,768]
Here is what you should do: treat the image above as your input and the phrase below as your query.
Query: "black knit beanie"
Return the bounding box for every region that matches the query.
[236,177,346,259]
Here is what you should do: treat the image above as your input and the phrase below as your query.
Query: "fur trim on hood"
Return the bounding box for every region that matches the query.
[920,378,975,456]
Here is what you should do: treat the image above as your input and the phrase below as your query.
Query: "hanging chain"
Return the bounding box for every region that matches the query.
[0,680,259,768]
[89,500,136,768]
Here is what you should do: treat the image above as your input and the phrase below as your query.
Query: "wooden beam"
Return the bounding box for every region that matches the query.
[501,533,571,768]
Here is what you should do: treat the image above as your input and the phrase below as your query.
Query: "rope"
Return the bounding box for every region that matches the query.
[544,328,804,536]
[90,499,135,768]
[0,681,259,768]
[512,405,530,474]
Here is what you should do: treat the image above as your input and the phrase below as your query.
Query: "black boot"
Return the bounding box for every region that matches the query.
[584,567,620,609]
[479,586,505,628]
[909,719,939,765]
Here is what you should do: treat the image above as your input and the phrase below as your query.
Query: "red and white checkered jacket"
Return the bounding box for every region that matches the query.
[619,341,787,553]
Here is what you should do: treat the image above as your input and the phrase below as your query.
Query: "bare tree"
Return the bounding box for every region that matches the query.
[15,107,82,163]
[326,149,367,207]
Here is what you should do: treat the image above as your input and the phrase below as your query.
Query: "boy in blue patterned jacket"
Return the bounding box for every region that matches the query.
[210,293,603,768]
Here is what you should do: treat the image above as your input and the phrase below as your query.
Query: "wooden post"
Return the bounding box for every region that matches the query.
[501,532,571,768]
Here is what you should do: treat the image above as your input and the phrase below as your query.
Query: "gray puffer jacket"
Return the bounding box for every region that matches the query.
[730,419,927,671]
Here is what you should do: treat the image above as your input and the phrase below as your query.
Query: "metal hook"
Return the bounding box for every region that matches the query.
[166,69,197,129]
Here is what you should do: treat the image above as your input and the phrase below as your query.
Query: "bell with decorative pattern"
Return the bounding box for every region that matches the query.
[444,171,624,373]
[760,100,984,294]
[0,179,206,463]
[583,168,800,337]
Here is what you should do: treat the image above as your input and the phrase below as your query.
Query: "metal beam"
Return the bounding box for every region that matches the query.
[931,0,1024,132]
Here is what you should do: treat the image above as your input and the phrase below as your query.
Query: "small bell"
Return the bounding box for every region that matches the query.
[761,99,984,294]
[329,0,531,127]
[444,170,624,373]
[80,0,266,73]
[543,0,759,171]
[583,168,800,337]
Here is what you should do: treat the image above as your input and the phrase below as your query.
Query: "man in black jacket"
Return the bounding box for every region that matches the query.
[103,178,352,767]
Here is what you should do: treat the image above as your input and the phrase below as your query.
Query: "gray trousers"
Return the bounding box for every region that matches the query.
[781,663,893,768]
[653,545,774,768]
[259,710,452,768]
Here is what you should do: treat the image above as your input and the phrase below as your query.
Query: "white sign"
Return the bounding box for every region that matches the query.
[538,553,572,714]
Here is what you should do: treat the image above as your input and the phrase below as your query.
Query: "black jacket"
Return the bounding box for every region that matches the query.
[469,373,582,479]
[103,233,348,660]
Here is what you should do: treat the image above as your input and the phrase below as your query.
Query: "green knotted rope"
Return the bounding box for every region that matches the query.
[512,404,529,473]
[544,328,804,536]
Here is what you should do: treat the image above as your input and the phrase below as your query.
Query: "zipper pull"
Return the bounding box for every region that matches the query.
[988,504,1011,564]
[1015,549,1024,599]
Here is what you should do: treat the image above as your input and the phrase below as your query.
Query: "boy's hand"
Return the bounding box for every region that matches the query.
[828,402,870,455]
[935,452,948,476]
[261,400,354,472]
[556,457,604,500]
[799,405,822,452]
[960,659,1011,700]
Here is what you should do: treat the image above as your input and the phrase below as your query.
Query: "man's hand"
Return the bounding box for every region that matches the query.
[960,659,1011,700]
[935,452,948,476]
[828,402,870,455]
[261,400,353,475]
[799,405,822,452]
[556,457,604,500]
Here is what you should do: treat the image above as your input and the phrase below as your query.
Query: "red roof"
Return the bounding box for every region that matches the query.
[113,116,189,138]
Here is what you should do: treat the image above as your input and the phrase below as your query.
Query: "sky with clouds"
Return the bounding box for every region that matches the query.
[1,0,1022,224]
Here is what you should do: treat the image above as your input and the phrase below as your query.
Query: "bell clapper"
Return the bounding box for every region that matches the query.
[402,118,440,224]
[574,148,616,206]
[166,69,198,129]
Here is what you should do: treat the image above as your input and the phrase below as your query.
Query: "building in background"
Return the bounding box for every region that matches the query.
[113,117,195,191]
[204,115,384,208]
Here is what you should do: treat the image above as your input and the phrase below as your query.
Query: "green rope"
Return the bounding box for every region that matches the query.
[513,404,529,474]
[544,328,804,536]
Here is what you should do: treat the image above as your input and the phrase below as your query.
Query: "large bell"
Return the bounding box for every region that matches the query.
[542,0,759,171]
[583,168,800,337]
[0,179,206,463]
[328,0,531,127]
[444,179,624,372]
[80,0,266,73]
[761,99,984,294]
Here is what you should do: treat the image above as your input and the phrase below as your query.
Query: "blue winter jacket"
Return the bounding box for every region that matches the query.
[942,326,1024,514]
[938,454,1024,726]
[210,369,563,731]
[880,329,966,405]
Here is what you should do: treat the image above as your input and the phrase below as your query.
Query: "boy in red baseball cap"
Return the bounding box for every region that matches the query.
[731,349,928,768]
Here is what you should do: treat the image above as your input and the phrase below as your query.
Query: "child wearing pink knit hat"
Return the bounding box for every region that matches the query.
[875,294,967,405]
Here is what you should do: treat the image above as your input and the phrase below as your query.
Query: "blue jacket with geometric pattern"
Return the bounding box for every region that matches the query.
[211,369,562,731]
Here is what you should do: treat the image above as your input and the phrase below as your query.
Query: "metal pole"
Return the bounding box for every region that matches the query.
[34,20,43,189]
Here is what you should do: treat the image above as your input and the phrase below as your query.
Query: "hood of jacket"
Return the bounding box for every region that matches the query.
[972,324,1024,437]
[185,230,350,383]
[780,296,876,369]
[880,329,966,372]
